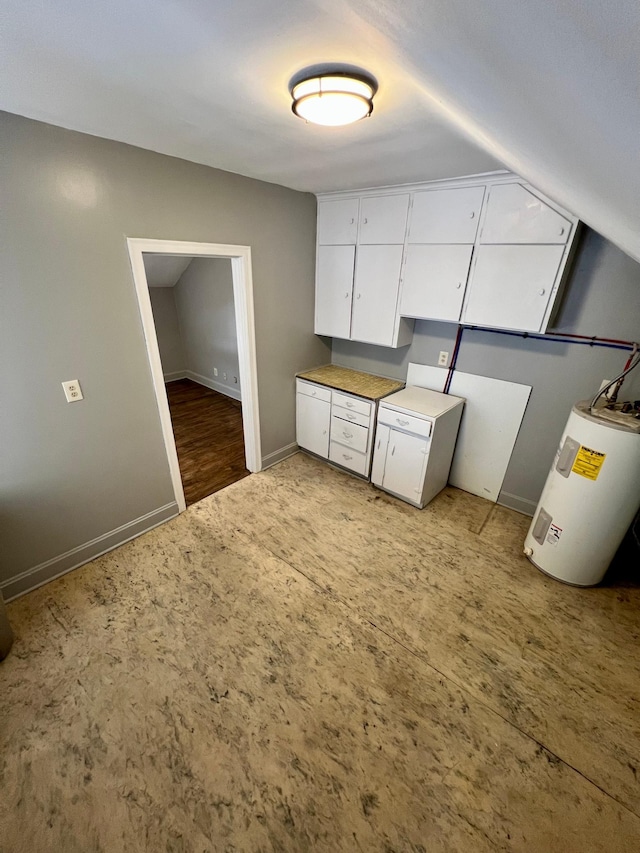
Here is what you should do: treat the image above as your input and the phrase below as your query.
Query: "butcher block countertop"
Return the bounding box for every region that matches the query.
[297,365,404,401]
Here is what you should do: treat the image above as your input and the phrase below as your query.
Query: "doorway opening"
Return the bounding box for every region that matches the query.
[127,239,261,513]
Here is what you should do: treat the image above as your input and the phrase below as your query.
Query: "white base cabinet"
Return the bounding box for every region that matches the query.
[372,387,464,508]
[296,381,331,459]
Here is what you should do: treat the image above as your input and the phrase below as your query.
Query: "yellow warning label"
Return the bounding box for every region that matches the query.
[571,446,606,480]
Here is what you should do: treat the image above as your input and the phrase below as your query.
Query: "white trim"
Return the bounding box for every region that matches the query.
[186,370,242,402]
[164,370,188,382]
[127,238,262,514]
[497,491,537,517]
[261,442,299,469]
[1,503,178,601]
[316,170,512,201]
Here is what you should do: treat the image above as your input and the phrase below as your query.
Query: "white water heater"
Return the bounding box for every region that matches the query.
[524,402,640,585]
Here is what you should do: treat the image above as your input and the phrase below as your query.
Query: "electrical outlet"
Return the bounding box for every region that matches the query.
[223,372,227,381]
[438,351,449,367]
[213,367,218,377]
[62,379,84,402]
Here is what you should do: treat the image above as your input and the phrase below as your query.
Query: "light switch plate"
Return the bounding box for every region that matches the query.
[62,380,84,402]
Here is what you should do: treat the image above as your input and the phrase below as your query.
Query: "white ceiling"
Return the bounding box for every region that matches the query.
[1,0,639,261]
[143,254,192,288]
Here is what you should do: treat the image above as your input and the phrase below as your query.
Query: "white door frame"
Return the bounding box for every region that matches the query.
[127,238,261,513]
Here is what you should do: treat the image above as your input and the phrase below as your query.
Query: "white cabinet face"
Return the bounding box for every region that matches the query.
[351,245,404,345]
[296,393,330,458]
[315,245,355,338]
[400,244,473,322]
[317,199,359,245]
[463,244,565,332]
[409,186,485,244]
[370,424,390,486]
[382,431,428,501]
[359,194,410,244]
[480,183,571,244]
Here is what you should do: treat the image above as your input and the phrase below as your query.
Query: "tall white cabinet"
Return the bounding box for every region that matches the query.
[316,173,580,341]
[315,194,414,348]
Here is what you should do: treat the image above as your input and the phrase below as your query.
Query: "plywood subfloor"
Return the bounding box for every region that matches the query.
[2,453,640,852]
[166,378,248,505]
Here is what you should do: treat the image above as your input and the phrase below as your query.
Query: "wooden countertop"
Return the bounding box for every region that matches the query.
[297,364,404,401]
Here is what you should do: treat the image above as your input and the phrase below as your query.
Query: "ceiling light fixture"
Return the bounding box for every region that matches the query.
[290,70,377,127]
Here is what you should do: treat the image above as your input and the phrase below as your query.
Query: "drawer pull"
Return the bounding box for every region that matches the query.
[396,418,409,426]
[311,390,317,396]
[346,401,355,408]
[346,413,357,420]
[343,454,353,461]
[343,430,353,439]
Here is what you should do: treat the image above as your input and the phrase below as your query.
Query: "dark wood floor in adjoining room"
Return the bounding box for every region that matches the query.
[166,378,249,505]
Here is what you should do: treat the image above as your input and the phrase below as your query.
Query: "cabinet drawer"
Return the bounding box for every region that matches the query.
[331,391,371,417]
[296,379,332,403]
[329,442,368,477]
[332,405,370,428]
[330,416,369,453]
[378,407,433,438]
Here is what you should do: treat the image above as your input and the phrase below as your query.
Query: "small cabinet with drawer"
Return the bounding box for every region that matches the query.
[371,386,464,508]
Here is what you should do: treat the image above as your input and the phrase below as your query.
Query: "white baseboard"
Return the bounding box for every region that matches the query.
[164,370,188,382]
[185,370,242,401]
[1,502,179,601]
[497,491,537,517]
[261,442,299,469]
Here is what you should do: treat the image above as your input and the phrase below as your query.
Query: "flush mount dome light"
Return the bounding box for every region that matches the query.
[291,71,377,126]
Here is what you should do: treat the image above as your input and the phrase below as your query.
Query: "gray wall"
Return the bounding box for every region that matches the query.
[333,229,640,511]
[148,286,187,378]
[0,111,329,591]
[174,258,240,397]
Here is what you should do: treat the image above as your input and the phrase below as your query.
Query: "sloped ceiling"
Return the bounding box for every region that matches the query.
[1,0,638,261]
[144,255,193,288]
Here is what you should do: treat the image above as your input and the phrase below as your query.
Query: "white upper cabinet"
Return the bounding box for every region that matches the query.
[480,183,571,244]
[462,245,566,331]
[351,245,405,345]
[315,245,355,338]
[409,186,485,244]
[317,198,359,245]
[400,244,473,323]
[359,194,410,244]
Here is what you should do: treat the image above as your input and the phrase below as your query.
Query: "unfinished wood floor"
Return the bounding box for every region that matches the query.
[2,453,640,852]
[166,378,249,505]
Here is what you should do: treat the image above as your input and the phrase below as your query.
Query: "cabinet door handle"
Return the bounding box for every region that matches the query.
[396,418,409,426]
[391,445,395,456]
[456,282,462,289]
[469,211,475,219]
[559,227,565,236]
[363,217,368,224]
[357,293,361,299]
[311,390,316,396]
[539,288,546,296]
[350,218,355,224]
[345,291,350,298]
[377,438,381,449]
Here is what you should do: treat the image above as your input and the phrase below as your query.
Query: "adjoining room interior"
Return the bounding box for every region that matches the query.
[2,2,640,849]
[143,253,249,505]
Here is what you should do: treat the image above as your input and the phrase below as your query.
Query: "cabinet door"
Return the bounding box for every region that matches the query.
[382,430,428,501]
[351,245,404,346]
[463,244,565,331]
[409,186,485,244]
[359,194,410,244]
[296,393,330,458]
[400,244,473,322]
[480,183,571,244]
[317,199,359,245]
[315,245,355,338]
[371,424,390,486]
